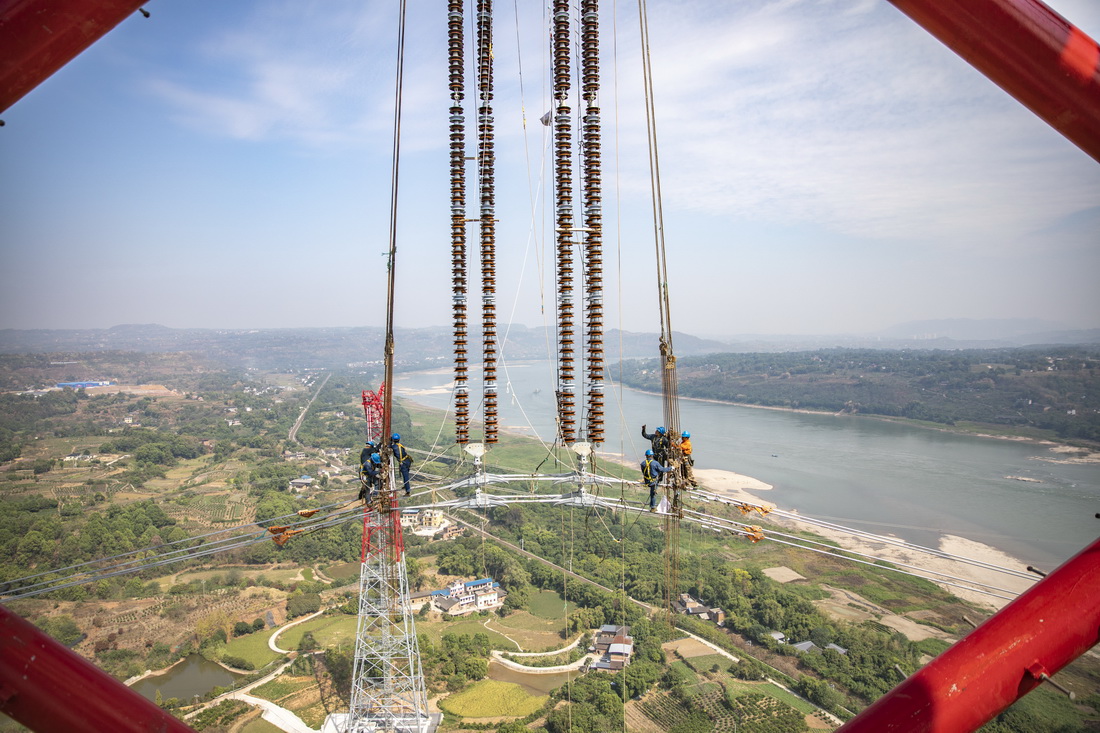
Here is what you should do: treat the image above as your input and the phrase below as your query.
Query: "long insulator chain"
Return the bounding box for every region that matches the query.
[448,0,469,444]
[477,0,498,444]
[552,0,576,445]
[580,0,603,445]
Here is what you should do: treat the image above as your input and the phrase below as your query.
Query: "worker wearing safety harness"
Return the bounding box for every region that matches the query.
[641,424,671,466]
[359,452,381,502]
[640,449,672,511]
[678,431,697,487]
[391,433,413,496]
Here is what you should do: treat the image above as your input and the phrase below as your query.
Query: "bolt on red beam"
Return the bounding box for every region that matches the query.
[0,604,196,732]
[0,0,149,114]
[887,0,1100,163]
[838,536,1100,733]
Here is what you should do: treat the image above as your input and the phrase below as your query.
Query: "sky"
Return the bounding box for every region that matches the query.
[1,0,1098,339]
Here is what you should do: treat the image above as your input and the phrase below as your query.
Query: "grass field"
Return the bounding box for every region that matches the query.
[527,589,574,619]
[439,679,546,718]
[278,614,358,650]
[240,719,284,733]
[726,679,818,716]
[491,611,568,650]
[323,561,360,581]
[222,627,282,668]
[251,676,314,702]
[417,617,515,649]
[682,653,732,674]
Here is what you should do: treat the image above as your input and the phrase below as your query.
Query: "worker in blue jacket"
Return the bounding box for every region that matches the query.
[641,424,671,466]
[640,449,672,511]
[359,452,381,501]
[391,433,413,496]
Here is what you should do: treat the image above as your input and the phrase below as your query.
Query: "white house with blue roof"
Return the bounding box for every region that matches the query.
[423,577,507,616]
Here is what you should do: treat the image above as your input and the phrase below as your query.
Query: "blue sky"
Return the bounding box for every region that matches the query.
[1,0,1098,338]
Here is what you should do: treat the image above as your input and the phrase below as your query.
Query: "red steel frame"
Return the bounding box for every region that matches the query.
[0,604,196,732]
[0,0,148,113]
[839,536,1100,732]
[887,0,1100,162]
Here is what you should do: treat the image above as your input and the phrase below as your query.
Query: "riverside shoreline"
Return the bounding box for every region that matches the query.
[619,384,1100,459]
[691,467,1035,611]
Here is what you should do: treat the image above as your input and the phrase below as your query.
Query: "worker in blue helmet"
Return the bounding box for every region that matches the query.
[391,433,413,496]
[678,431,697,487]
[641,424,671,467]
[640,449,671,511]
[359,440,377,472]
[359,451,382,502]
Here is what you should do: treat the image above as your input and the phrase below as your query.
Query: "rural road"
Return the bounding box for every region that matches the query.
[288,372,331,444]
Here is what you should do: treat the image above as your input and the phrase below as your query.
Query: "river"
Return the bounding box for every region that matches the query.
[394,361,1099,569]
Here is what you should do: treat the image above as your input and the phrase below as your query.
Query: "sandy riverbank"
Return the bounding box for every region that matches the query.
[692,468,1036,611]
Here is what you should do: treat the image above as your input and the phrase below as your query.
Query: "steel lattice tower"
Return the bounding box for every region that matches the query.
[332,493,431,733]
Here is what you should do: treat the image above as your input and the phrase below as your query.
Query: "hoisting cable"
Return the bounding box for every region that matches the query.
[2,503,367,600]
[0,499,356,595]
[636,0,685,624]
[693,491,1036,581]
[681,508,1022,597]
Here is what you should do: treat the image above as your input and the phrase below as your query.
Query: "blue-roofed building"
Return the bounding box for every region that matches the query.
[425,577,506,616]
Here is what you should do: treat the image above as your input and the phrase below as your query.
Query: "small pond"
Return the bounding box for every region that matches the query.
[487,659,581,696]
[128,655,244,703]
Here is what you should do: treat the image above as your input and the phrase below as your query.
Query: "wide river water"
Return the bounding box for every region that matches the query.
[394,361,1099,570]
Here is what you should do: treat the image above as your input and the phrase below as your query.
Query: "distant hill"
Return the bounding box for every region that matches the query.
[1,319,1096,369]
[0,324,726,370]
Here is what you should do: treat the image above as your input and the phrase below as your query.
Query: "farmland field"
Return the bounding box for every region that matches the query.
[439,679,546,718]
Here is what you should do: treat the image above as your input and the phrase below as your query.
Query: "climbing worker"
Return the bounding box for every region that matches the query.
[357,440,376,500]
[391,433,413,496]
[641,424,671,466]
[678,431,697,487]
[359,452,381,501]
[359,440,376,471]
[640,449,672,512]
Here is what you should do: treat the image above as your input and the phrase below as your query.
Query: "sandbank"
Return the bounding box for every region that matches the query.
[693,468,1035,611]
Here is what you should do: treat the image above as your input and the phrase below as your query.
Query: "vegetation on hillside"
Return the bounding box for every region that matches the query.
[617,347,1100,441]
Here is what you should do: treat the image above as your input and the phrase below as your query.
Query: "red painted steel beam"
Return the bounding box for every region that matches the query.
[0,0,148,114]
[838,536,1100,733]
[887,0,1100,162]
[0,604,195,732]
